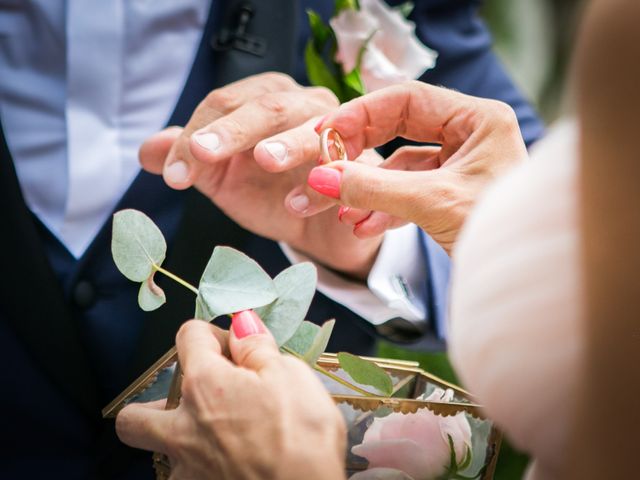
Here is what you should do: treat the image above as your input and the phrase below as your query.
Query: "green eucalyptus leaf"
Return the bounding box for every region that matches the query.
[112,209,167,282]
[194,296,211,321]
[284,321,320,357]
[255,263,317,346]
[284,319,335,365]
[305,40,343,100]
[138,274,166,312]
[305,319,335,364]
[337,352,393,397]
[197,246,277,318]
[304,319,336,365]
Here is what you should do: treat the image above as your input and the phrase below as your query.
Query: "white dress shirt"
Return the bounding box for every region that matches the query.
[0,0,427,326]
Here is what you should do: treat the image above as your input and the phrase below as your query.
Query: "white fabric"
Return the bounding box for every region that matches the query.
[449,119,583,478]
[280,224,427,326]
[0,0,211,257]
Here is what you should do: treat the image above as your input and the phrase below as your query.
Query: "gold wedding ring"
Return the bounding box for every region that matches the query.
[319,127,348,165]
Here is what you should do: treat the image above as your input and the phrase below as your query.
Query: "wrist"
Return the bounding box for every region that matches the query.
[289,237,381,282]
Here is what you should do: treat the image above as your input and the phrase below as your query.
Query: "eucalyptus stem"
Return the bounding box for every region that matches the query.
[281,346,378,397]
[152,264,199,295]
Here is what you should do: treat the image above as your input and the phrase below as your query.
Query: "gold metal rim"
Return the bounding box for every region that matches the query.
[319,127,348,164]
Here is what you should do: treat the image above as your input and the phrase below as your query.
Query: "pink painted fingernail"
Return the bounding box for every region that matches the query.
[314,114,329,134]
[338,206,351,221]
[231,310,267,339]
[307,167,341,199]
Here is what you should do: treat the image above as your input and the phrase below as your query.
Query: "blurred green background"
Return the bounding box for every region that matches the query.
[377,1,585,478]
[483,0,586,123]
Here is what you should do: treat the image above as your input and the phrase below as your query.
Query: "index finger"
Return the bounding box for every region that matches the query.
[319,82,477,159]
[161,72,302,189]
[116,400,174,454]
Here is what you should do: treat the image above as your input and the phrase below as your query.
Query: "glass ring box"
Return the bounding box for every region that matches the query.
[104,351,502,480]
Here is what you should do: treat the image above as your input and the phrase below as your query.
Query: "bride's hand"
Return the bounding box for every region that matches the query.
[116,313,346,480]
[307,82,529,254]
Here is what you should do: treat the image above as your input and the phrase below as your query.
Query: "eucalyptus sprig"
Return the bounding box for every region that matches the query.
[111,209,393,397]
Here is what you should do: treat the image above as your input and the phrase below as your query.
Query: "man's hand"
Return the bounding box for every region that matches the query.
[116,313,346,480]
[140,72,382,279]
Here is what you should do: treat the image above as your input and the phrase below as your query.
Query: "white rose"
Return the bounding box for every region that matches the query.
[351,388,472,480]
[330,0,437,92]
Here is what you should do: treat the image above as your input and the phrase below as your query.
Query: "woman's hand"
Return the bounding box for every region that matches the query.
[307,82,529,254]
[116,312,346,480]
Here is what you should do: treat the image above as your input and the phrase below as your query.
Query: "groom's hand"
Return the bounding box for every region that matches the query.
[140,72,381,278]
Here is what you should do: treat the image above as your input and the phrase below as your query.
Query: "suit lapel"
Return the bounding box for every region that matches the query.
[0,124,100,417]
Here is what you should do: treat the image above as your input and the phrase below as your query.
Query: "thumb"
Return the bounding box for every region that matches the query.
[307,162,436,227]
[229,310,281,372]
[139,126,183,175]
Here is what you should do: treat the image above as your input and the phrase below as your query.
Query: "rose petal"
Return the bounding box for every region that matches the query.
[353,0,437,92]
[353,438,448,480]
[360,45,409,91]
[362,416,386,443]
[330,9,378,73]
[349,467,416,480]
[439,413,473,463]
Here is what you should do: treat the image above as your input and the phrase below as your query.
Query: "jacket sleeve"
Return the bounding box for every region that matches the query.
[407,0,545,146]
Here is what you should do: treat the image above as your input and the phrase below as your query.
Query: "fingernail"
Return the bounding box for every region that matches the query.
[165,160,190,184]
[314,114,329,134]
[289,194,310,213]
[263,141,288,163]
[193,131,221,152]
[307,167,341,199]
[231,310,266,339]
[338,206,351,221]
[353,211,373,232]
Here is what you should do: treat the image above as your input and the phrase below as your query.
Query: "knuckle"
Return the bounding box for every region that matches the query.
[218,116,246,143]
[309,86,339,107]
[239,348,269,368]
[259,71,297,90]
[203,88,240,113]
[255,93,289,130]
[175,320,196,346]
[487,100,519,130]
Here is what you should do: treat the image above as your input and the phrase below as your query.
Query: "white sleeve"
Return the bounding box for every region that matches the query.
[279,224,428,327]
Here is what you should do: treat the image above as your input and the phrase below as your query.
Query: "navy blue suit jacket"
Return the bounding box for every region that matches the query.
[0,1,543,478]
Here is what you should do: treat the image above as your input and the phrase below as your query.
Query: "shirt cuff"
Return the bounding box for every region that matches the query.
[279,224,428,327]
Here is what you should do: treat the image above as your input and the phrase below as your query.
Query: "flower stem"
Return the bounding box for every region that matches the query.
[152,264,199,295]
[281,346,378,397]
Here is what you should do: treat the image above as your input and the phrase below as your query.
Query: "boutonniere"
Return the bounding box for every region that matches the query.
[305,0,438,102]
